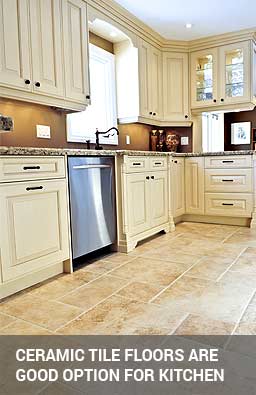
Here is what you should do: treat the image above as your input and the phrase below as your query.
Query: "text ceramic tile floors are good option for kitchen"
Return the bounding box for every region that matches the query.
[1,222,256,335]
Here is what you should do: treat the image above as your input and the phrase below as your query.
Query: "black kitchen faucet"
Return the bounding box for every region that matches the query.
[95,127,119,150]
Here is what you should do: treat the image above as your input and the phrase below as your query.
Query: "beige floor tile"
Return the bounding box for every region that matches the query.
[234,322,256,335]
[230,247,256,274]
[186,256,234,281]
[116,281,164,302]
[0,295,82,331]
[142,248,202,264]
[59,275,129,311]
[219,270,256,289]
[110,257,190,286]
[26,270,98,300]
[0,312,17,330]
[174,314,235,335]
[241,304,256,324]
[0,320,53,335]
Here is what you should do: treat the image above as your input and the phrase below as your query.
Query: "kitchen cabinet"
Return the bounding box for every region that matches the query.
[185,157,205,214]
[138,39,163,121]
[0,0,90,111]
[163,52,190,122]
[0,179,69,282]
[191,40,254,109]
[171,158,185,217]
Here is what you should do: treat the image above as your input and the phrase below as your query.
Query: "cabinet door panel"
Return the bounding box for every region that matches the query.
[172,158,185,217]
[163,53,189,121]
[62,0,90,103]
[185,157,205,214]
[0,180,69,281]
[0,0,31,90]
[29,0,64,97]
[150,47,163,120]
[138,39,151,118]
[126,173,150,236]
[150,171,168,227]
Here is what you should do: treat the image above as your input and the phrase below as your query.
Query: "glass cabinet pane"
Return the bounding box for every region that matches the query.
[196,55,213,102]
[225,48,244,98]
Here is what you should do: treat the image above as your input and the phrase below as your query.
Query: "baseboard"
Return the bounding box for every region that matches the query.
[175,214,251,227]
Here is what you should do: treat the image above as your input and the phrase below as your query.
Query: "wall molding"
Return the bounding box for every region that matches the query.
[87,0,256,52]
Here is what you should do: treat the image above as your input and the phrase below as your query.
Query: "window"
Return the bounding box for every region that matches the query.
[67,44,118,145]
[202,112,224,152]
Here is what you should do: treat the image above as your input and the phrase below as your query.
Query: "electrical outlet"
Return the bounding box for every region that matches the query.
[36,125,51,139]
[0,115,14,132]
[126,135,130,145]
[181,136,189,145]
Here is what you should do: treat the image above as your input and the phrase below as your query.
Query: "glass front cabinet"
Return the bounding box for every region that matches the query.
[191,41,254,109]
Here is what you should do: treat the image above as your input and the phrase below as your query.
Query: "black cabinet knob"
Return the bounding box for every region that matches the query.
[221,98,224,102]
[86,95,90,100]
[153,112,156,116]
[149,111,153,115]
[213,99,217,103]
[24,79,31,85]
[151,176,155,180]
[146,176,150,180]
[35,82,41,87]
[185,115,188,119]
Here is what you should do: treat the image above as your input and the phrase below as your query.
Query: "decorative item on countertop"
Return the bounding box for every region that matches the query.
[166,132,180,152]
[0,114,14,132]
[157,130,168,152]
[150,130,158,151]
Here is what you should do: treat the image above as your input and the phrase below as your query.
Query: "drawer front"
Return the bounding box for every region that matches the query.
[205,169,253,193]
[0,156,65,182]
[149,157,167,171]
[205,156,252,169]
[125,157,149,173]
[205,193,253,217]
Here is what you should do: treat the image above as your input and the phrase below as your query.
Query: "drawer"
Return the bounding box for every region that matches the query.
[205,193,253,217]
[205,169,253,193]
[205,155,252,169]
[125,156,149,173]
[149,157,167,171]
[0,156,65,182]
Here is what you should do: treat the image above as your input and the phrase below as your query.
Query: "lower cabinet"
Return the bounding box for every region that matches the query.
[185,157,205,215]
[126,170,168,237]
[171,158,185,217]
[0,179,69,281]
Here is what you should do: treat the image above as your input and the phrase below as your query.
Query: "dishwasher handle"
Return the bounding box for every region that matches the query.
[72,164,112,170]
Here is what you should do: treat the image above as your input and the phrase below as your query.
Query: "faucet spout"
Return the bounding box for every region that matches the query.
[95,127,119,150]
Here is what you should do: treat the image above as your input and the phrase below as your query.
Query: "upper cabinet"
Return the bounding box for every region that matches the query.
[0,0,90,111]
[163,52,190,122]
[191,40,255,110]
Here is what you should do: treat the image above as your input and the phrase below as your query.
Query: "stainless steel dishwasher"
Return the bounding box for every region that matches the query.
[68,156,116,259]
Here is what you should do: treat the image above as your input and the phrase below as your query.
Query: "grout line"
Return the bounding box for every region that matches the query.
[221,226,242,244]
[148,256,205,304]
[0,314,55,334]
[167,312,190,335]
[215,247,248,282]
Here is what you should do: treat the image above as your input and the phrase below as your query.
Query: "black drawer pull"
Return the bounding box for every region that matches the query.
[23,166,41,170]
[222,203,234,206]
[222,179,234,182]
[26,186,43,191]
[133,162,141,166]
[222,160,234,163]
[154,162,162,165]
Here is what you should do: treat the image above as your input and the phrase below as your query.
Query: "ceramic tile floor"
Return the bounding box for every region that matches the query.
[1,222,256,335]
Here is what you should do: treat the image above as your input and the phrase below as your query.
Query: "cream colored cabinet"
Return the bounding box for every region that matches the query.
[150,171,169,227]
[191,41,254,109]
[62,0,90,104]
[139,39,163,121]
[0,0,90,110]
[0,0,31,91]
[29,0,64,98]
[185,157,205,214]
[171,158,185,217]
[163,52,190,122]
[0,179,69,282]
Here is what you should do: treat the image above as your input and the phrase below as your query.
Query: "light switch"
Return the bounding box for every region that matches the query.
[36,125,51,139]
[126,135,130,145]
[181,136,189,145]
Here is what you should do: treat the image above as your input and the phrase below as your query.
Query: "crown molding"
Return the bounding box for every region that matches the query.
[86,0,256,52]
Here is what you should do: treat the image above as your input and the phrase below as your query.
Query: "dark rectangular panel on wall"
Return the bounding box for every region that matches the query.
[224,108,256,151]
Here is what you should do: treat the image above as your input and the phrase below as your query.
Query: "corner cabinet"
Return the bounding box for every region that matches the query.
[191,40,256,110]
[185,157,205,214]
[117,155,170,253]
[0,0,90,111]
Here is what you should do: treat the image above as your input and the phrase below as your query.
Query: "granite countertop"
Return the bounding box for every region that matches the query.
[0,146,254,157]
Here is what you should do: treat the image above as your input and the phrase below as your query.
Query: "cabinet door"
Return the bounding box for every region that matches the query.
[185,157,205,214]
[0,0,31,91]
[172,158,185,217]
[219,41,250,105]
[138,39,151,118]
[150,171,168,227]
[163,52,189,121]
[150,47,163,120]
[62,0,90,103]
[0,179,69,281]
[190,48,218,108]
[126,173,151,236]
[29,0,64,97]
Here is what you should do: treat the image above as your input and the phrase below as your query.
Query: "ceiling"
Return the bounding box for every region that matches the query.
[114,0,256,40]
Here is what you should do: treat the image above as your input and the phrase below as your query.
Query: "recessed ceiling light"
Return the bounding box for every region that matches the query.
[110,31,118,38]
[185,23,193,29]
